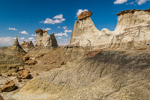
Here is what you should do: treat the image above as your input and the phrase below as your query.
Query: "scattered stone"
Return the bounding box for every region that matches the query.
[17,70,23,76]
[27,60,37,65]
[0,95,4,100]
[51,61,56,64]
[23,70,30,73]
[1,80,15,92]
[23,56,30,61]
[78,11,92,20]
[7,73,12,76]
[21,71,32,79]
[60,61,66,65]
[11,72,18,76]
[19,66,24,71]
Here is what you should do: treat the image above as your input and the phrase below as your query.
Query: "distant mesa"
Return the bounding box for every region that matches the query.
[78,11,92,20]
[35,28,58,48]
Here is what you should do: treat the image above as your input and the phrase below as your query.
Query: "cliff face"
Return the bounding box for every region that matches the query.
[70,9,150,50]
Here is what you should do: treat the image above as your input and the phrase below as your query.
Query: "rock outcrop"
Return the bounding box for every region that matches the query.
[35,29,58,48]
[70,9,150,50]
[78,11,92,20]
[15,50,150,100]
[21,41,34,52]
[4,36,26,55]
[1,80,15,92]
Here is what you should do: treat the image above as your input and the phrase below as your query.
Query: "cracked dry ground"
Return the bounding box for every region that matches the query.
[7,49,150,100]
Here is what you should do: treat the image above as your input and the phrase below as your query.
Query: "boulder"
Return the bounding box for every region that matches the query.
[21,70,32,79]
[0,74,2,76]
[0,88,2,93]
[0,95,4,100]
[19,66,24,71]
[1,80,15,92]
[60,61,66,65]
[27,60,37,65]
[23,57,30,61]
[78,11,92,20]
[11,72,17,76]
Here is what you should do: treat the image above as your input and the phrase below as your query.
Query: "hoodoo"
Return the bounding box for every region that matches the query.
[35,29,58,48]
[4,36,26,55]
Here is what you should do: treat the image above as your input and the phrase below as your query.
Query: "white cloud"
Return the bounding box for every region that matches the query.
[114,0,127,4]
[28,37,34,40]
[42,28,51,30]
[31,34,36,36]
[126,1,134,4]
[76,9,88,17]
[8,28,17,31]
[20,37,24,40]
[58,37,62,39]
[55,32,68,37]
[64,30,72,33]
[0,37,14,46]
[20,31,28,34]
[136,0,149,5]
[58,26,60,28]
[40,14,65,24]
[62,26,67,29]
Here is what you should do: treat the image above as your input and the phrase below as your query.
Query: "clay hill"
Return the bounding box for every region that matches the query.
[1,9,150,100]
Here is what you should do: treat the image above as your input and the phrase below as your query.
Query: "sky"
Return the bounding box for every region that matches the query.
[0,0,150,47]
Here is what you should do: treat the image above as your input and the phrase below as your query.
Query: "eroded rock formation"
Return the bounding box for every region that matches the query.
[70,9,150,50]
[4,36,26,55]
[21,41,34,52]
[35,29,58,48]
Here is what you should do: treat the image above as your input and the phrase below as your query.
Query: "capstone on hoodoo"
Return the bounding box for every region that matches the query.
[35,29,58,48]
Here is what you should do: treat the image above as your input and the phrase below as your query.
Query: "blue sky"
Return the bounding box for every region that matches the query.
[0,0,150,46]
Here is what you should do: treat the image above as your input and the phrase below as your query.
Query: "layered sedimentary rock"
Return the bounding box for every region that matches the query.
[0,53,25,74]
[35,29,58,47]
[4,36,26,55]
[21,41,34,52]
[70,9,150,50]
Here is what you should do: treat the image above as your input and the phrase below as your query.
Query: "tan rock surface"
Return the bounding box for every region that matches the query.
[1,80,15,92]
